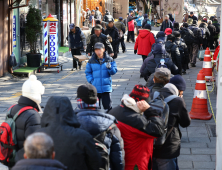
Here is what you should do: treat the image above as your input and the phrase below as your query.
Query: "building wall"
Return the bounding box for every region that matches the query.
[113,0,129,19]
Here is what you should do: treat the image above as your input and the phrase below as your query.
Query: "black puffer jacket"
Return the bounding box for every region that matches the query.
[86,33,113,55]
[37,96,101,170]
[143,53,179,78]
[153,87,191,159]
[189,24,203,44]
[12,159,67,170]
[165,41,182,74]
[179,27,194,45]
[105,26,119,46]
[160,20,173,32]
[208,24,216,41]
[174,37,189,65]
[10,96,41,160]
[199,22,210,39]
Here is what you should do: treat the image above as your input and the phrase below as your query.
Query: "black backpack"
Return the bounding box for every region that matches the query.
[149,91,178,146]
[175,40,185,60]
[181,29,194,45]
[94,123,116,170]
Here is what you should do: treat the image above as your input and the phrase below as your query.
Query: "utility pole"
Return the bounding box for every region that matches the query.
[216,1,222,169]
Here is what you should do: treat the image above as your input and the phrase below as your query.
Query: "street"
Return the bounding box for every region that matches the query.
[0,41,216,170]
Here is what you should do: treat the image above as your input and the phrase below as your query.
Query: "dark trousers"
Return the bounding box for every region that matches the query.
[97,92,112,111]
[136,26,142,35]
[142,55,147,62]
[191,43,199,64]
[71,49,82,69]
[208,40,215,49]
[118,37,126,52]
[214,38,219,48]
[187,44,192,63]
[127,31,135,42]
[202,39,208,49]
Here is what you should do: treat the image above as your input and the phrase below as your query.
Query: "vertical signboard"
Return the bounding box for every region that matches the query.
[13,15,16,47]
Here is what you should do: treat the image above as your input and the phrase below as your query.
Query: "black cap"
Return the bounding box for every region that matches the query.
[94,42,105,49]
[173,31,181,37]
[190,12,193,14]
[156,31,165,38]
[94,24,103,30]
[77,84,97,104]
[119,17,123,20]
[144,24,151,30]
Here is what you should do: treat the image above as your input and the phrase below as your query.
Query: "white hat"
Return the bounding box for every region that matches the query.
[22,75,45,105]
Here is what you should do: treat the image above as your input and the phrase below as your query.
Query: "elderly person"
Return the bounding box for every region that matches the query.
[85,42,117,112]
[68,23,86,71]
[160,15,173,32]
[12,133,66,170]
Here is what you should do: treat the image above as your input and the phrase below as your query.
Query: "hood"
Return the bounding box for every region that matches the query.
[165,41,174,51]
[76,109,116,136]
[18,95,39,111]
[41,96,80,128]
[139,30,151,38]
[156,37,165,43]
[121,94,142,114]
[164,83,179,96]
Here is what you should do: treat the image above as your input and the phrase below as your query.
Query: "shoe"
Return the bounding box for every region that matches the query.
[123,50,127,53]
[187,64,189,69]
[190,63,196,67]
[79,66,82,70]
[72,68,77,71]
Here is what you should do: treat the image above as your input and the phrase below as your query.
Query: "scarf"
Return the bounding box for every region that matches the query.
[77,98,99,109]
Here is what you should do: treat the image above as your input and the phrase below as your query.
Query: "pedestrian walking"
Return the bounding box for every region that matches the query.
[108,85,165,170]
[68,23,86,71]
[104,17,120,59]
[75,84,125,170]
[85,8,91,27]
[160,15,173,32]
[89,10,95,28]
[213,18,220,48]
[189,20,203,67]
[152,75,191,170]
[37,96,101,170]
[95,7,102,20]
[114,17,126,53]
[208,20,216,49]
[165,34,182,74]
[12,133,66,170]
[103,11,113,24]
[127,11,137,42]
[188,12,198,21]
[135,11,144,35]
[91,20,105,35]
[142,14,151,28]
[85,42,117,112]
[199,19,211,49]
[86,24,114,56]
[134,24,155,62]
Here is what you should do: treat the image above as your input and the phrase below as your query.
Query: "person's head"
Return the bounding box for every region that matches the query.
[76,84,98,109]
[144,14,148,19]
[193,20,197,25]
[22,75,45,105]
[169,75,186,96]
[69,23,75,32]
[164,28,172,35]
[214,18,218,22]
[105,9,109,13]
[130,10,134,15]
[167,34,175,42]
[153,43,164,54]
[165,15,169,21]
[156,31,165,38]
[183,22,189,28]
[190,12,194,17]
[208,20,212,25]
[153,68,171,85]
[94,42,105,58]
[94,24,102,36]
[173,22,179,29]
[95,20,101,25]
[144,24,151,31]
[119,17,123,21]
[202,17,207,23]
[91,10,95,15]
[24,133,54,159]
[187,18,193,25]
[173,31,181,38]
[108,21,114,28]
[129,85,150,102]
[96,7,99,10]
[139,11,142,16]
[126,13,129,17]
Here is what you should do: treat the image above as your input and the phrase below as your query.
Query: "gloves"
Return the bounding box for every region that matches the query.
[134,50,137,54]
[106,62,111,69]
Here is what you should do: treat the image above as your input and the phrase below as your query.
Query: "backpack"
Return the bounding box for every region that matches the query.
[147,19,151,25]
[175,40,185,60]
[181,29,194,45]
[94,123,116,170]
[150,91,179,146]
[0,105,37,164]
[155,58,170,69]
[199,27,206,39]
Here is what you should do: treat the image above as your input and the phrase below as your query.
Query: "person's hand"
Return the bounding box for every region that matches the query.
[139,18,141,20]
[137,100,150,112]
[84,46,86,50]
[69,48,71,52]
[106,62,111,69]
[134,50,137,54]
[110,53,114,57]
[88,53,91,56]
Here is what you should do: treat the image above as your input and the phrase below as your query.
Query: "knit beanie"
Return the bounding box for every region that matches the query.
[129,85,150,102]
[156,31,165,38]
[144,24,151,30]
[169,75,186,91]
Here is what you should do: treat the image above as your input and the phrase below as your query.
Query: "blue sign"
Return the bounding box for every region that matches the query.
[13,15,16,47]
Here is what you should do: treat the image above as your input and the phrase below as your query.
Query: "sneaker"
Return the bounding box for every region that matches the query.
[72,68,77,71]
[123,50,127,53]
[79,66,82,70]
[190,63,196,67]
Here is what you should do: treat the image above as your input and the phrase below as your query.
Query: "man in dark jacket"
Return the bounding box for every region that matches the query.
[95,7,102,20]
[143,42,179,81]
[10,75,44,164]
[173,31,189,74]
[208,20,216,49]
[37,96,101,170]
[160,15,173,32]
[75,84,125,170]
[86,24,114,56]
[114,17,126,53]
[109,85,165,170]
[165,34,182,74]
[188,12,198,21]
[12,133,67,170]
[68,23,86,71]
[189,20,203,67]
[153,75,191,170]
[213,18,220,48]
[199,20,211,49]
[105,17,119,59]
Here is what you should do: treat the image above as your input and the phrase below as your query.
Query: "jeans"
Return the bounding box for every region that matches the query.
[71,49,82,68]
[97,92,112,111]
[152,157,179,170]
[119,37,126,52]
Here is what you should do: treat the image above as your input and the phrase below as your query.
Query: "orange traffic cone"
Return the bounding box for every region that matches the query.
[189,69,212,120]
[202,47,212,81]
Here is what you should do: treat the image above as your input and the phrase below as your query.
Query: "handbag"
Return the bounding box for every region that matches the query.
[198,46,205,61]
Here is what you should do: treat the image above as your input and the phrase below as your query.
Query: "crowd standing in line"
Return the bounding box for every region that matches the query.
[0,7,220,170]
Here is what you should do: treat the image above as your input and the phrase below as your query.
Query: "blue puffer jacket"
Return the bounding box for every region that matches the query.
[85,53,117,93]
[75,109,125,170]
[135,15,144,27]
